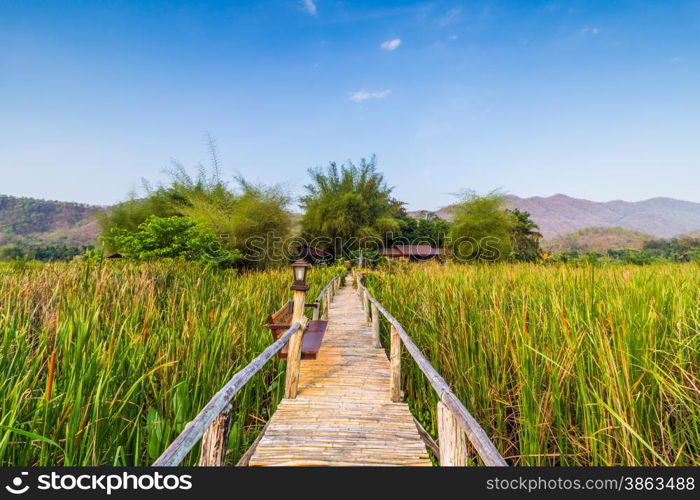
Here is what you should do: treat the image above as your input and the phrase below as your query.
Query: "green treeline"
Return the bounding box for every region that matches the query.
[4,149,698,266]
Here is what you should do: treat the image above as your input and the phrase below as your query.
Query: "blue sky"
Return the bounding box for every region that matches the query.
[1,0,698,209]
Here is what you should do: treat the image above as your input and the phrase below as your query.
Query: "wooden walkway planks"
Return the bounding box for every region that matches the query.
[249,275,431,466]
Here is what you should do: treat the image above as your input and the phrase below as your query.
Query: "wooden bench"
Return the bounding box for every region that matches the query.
[265,301,328,360]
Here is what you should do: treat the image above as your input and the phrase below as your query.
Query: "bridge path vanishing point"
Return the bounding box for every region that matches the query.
[248,274,431,466]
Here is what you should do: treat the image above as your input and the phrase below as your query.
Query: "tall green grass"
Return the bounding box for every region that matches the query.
[0,261,338,466]
[365,262,699,466]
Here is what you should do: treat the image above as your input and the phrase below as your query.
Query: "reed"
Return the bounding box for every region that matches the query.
[0,261,338,466]
[364,262,699,466]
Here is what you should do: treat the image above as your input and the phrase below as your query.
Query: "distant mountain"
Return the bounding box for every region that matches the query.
[419,194,700,240]
[544,227,653,254]
[0,195,102,248]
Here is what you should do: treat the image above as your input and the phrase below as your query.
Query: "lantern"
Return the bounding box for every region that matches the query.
[290,259,311,291]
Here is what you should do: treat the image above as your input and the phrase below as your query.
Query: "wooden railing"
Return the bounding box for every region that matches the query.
[353,271,507,467]
[311,275,342,321]
[153,275,341,467]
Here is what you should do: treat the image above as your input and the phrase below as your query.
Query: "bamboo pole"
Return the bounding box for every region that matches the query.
[389,325,401,402]
[437,402,468,466]
[198,404,232,466]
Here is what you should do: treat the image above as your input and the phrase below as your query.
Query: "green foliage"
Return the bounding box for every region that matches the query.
[0,244,25,261]
[448,191,514,262]
[642,235,700,262]
[0,244,87,262]
[300,156,401,254]
[551,234,700,265]
[104,215,242,266]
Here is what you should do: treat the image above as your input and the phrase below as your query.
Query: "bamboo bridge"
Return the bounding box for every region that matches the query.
[153,271,506,467]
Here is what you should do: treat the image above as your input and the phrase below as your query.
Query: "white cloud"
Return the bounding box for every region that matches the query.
[448,34,459,41]
[349,90,391,103]
[580,27,600,35]
[302,0,317,16]
[380,38,402,51]
[438,7,462,27]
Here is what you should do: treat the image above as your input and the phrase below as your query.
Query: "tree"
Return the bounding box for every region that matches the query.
[170,172,291,268]
[300,156,401,255]
[448,191,514,262]
[395,210,451,247]
[99,155,291,268]
[508,208,542,262]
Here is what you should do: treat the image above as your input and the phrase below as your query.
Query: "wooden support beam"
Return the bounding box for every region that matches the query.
[236,421,271,466]
[371,303,381,348]
[389,325,401,402]
[284,289,307,399]
[437,401,468,466]
[198,404,232,466]
[413,416,440,462]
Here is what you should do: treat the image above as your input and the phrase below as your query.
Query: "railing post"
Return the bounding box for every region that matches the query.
[198,404,232,466]
[437,402,468,466]
[323,289,330,320]
[284,287,307,399]
[312,302,320,321]
[363,289,370,325]
[389,325,401,402]
[371,303,381,348]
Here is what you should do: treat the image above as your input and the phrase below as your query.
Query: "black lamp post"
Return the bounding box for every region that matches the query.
[290,260,311,291]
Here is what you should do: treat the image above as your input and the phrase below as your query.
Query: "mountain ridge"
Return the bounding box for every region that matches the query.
[419,194,700,239]
[0,194,103,248]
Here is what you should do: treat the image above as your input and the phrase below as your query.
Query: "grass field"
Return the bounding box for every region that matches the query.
[364,262,700,465]
[0,261,339,466]
[2,260,697,467]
